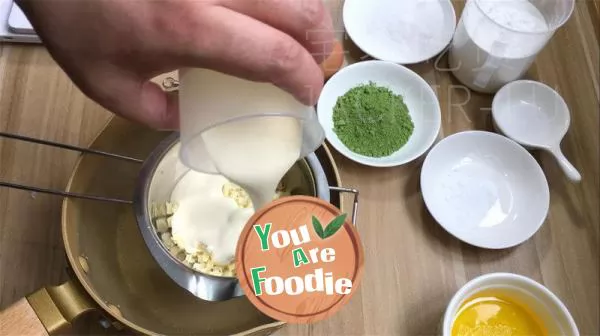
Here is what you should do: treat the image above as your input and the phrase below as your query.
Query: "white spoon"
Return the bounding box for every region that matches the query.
[492,80,581,183]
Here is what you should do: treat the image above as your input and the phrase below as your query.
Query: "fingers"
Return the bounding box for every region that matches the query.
[179,6,324,105]
[218,0,335,64]
[136,81,179,130]
[91,68,179,130]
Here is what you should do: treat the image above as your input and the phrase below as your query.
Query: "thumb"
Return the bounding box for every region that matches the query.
[94,71,180,130]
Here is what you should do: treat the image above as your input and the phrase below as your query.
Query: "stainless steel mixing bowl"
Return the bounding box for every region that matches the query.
[133,132,338,302]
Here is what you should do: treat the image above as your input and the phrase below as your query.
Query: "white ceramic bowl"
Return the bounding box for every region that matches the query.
[421,131,550,249]
[492,80,571,148]
[443,273,579,335]
[492,80,582,182]
[317,60,441,167]
[343,0,456,64]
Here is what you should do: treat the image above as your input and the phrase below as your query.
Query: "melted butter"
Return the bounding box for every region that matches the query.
[169,170,253,265]
[452,294,547,336]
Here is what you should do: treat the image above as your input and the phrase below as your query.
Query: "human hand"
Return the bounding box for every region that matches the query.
[16,0,334,130]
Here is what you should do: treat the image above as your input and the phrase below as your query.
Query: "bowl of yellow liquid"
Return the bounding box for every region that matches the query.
[443,273,579,336]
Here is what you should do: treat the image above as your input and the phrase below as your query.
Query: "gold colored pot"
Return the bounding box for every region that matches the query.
[0,116,344,335]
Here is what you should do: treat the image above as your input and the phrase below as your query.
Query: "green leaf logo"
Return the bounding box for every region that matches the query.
[312,213,348,239]
[312,216,325,239]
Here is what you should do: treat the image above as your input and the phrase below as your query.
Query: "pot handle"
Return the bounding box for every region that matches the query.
[0,280,98,335]
[329,186,359,227]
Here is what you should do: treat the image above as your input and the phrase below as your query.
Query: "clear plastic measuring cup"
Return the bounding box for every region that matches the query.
[178,67,325,174]
[448,0,574,93]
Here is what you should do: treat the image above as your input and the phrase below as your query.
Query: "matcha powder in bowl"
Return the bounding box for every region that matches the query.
[332,82,414,157]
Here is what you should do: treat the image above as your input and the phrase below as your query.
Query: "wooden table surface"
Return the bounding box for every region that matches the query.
[1,0,598,335]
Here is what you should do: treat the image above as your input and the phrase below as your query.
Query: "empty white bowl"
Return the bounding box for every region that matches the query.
[317,60,441,167]
[492,80,582,182]
[421,131,550,249]
[343,0,456,64]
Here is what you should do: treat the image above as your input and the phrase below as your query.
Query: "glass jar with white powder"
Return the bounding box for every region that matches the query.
[448,0,574,94]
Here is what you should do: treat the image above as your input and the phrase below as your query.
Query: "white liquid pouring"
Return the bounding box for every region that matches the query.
[170,116,302,265]
[201,116,302,209]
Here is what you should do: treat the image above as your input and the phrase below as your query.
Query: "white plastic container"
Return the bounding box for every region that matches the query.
[448,0,574,93]
[178,68,325,174]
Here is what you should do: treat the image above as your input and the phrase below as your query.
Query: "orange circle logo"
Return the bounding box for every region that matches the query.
[235,196,364,324]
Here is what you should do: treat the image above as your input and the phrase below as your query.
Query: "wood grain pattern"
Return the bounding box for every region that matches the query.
[0,298,48,336]
[0,0,598,335]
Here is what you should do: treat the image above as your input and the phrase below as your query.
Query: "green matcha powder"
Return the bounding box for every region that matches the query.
[332,82,414,157]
